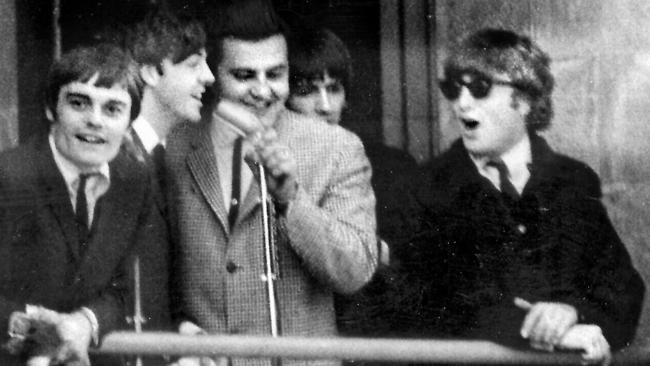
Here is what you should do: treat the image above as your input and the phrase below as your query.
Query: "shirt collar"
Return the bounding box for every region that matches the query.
[132,116,164,153]
[49,133,110,187]
[469,134,532,193]
[500,134,532,181]
[470,135,531,171]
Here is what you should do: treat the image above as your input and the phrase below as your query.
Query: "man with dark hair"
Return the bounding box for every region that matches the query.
[126,8,214,143]
[123,9,214,348]
[286,26,351,125]
[284,24,418,341]
[0,43,157,366]
[404,28,644,364]
[166,1,377,365]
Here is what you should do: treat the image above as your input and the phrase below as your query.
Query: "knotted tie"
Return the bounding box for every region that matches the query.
[75,173,92,255]
[152,143,166,191]
[488,159,519,201]
[228,137,243,229]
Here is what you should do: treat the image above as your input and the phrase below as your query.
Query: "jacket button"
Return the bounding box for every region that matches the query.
[517,224,527,234]
[226,261,238,273]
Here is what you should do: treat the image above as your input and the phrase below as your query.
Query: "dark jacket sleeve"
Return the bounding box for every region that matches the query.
[557,166,645,350]
[573,197,644,350]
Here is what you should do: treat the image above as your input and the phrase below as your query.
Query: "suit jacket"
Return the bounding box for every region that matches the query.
[335,141,419,336]
[121,128,173,365]
[166,110,378,366]
[0,134,156,366]
[402,135,644,350]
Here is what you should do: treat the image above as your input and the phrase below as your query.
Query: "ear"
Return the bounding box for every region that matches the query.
[140,64,161,87]
[511,93,531,118]
[45,107,55,123]
[517,99,531,117]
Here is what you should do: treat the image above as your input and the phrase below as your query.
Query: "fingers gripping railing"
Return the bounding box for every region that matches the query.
[95,332,650,365]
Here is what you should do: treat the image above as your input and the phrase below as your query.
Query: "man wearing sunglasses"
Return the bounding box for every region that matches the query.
[402,28,643,365]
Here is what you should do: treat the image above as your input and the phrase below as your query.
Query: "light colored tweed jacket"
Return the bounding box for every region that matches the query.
[167,110,378,366]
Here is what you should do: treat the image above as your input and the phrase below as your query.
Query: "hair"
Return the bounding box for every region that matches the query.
[205,0,288,69]
[45,43,143,122]
[443,28,554,131]
[288,26,352,94]
[126,7,207,68]
[199,0,288,112]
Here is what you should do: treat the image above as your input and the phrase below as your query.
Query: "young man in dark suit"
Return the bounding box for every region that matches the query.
[404,29,644,365]
[122,9,214,349]
[0,44,156,366]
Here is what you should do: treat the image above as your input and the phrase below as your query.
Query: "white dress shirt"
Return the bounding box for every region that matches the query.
[132,116,164,154]
[210,113,254,209]
[470,135,532,195]
[49,134,110,226]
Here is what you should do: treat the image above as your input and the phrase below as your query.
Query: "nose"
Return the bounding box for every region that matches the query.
[455,86,475,112]
[316,88,332,114]
[200,61,215,86]
[250,77,272,100]
[86,106,103,128]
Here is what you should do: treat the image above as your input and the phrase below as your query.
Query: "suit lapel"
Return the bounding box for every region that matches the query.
[186,128,230,234]
[35,137,82,262]
[238,160,262,224]
[122,128,149,165]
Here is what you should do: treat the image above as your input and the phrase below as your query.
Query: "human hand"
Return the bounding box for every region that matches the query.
[172,322,228,366]
[246,128,298,205]
[514,297,578,351]
[214,99,298,204]
[5,306,91,366]
[49,311,92,366]
[558,324,611,365]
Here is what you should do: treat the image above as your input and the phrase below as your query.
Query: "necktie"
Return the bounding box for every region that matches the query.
[152,143,166,191]
[75,173,92,255]
[488,160,519,201]
[228,138,243,229]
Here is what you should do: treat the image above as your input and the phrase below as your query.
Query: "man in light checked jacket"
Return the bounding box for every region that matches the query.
[165,1,378,365]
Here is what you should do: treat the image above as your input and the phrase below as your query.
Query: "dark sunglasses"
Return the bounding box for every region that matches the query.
[439,73,521,100]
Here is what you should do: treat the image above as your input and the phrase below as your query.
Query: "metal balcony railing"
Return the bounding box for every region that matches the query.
[95,332,650,365]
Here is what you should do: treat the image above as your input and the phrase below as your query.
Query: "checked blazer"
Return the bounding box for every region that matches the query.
[0,133,159,366]
[166,110,378,366]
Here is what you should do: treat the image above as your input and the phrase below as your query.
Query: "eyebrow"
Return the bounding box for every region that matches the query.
[64,92,90,100]
[104,99,129,107]
[269,64,288,72]
[64,91,129,106]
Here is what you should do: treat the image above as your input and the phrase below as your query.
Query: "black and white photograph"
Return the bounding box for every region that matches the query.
[0,1,649,365]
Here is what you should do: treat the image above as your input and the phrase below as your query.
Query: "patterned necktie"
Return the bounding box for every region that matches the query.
[75,173,92,255]
[228,137,243,229]
[488,160,519,201]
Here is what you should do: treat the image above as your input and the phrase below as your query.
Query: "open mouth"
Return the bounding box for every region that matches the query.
[76,134,106,144]
[461,118,480,130]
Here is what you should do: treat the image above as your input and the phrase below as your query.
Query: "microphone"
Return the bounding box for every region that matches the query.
[214,99,291,185]
[214,99,265,138]
[215,101,283,348]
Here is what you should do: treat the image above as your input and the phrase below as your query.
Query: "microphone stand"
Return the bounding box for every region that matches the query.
[128,256,144,366]
[258,163,282,366]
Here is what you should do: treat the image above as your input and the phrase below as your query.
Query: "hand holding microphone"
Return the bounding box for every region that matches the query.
[215,100,298,205]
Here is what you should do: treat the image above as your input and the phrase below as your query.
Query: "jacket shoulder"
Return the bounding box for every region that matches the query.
[538,147,602,197]
[281,111,364,149]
